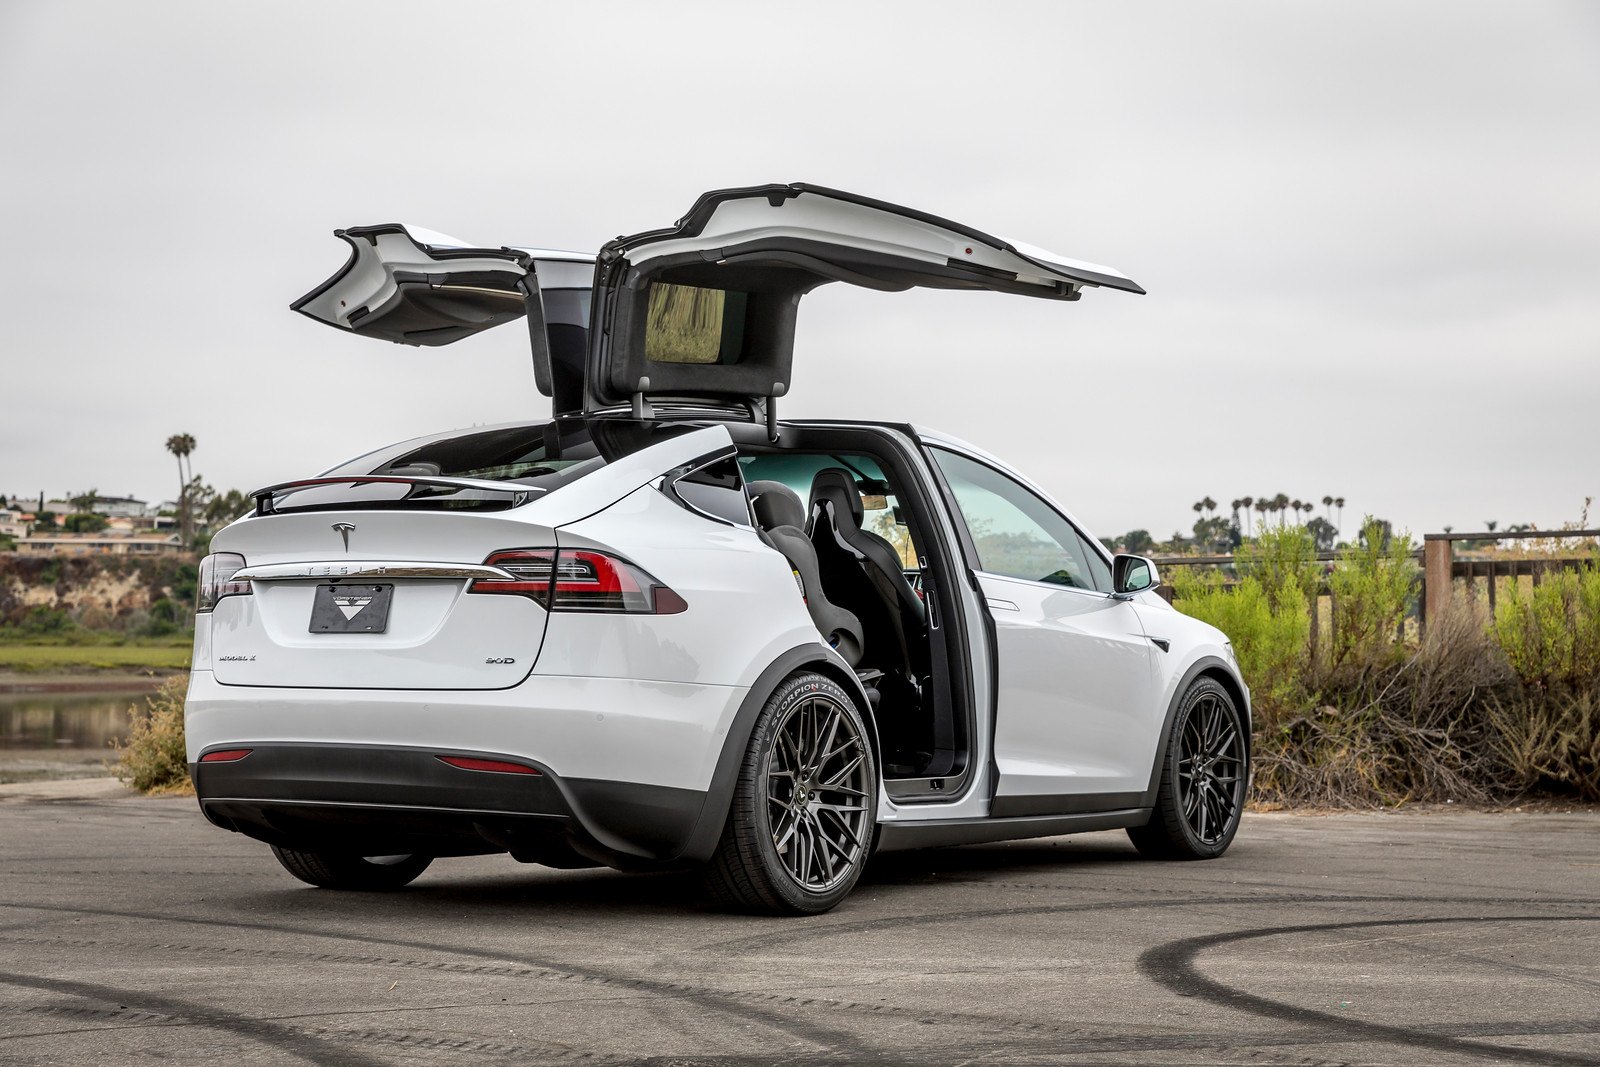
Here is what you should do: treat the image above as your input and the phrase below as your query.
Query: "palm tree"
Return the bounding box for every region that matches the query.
[1201,496,1216,516]
[1322,495,1334,521]
[1334,496,1345,534]
[1273,493,1290,526]
[1240,496,1254,537]
[166,433,197,544]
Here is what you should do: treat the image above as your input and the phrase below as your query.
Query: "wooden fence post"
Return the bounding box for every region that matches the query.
[1423,536,1453,627]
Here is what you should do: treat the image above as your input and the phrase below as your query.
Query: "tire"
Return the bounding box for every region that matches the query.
[270,846,433,890]
[1127,677,1248,860]
[702,671,877,915]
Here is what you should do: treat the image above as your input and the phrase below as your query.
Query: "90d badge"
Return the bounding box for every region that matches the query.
[485,657,516,665]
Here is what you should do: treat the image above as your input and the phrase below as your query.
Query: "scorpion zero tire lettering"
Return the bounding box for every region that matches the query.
[702,672,877,915]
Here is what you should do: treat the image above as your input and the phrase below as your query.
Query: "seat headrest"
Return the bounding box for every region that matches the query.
[748,480,806,531]
[809,468,862,528]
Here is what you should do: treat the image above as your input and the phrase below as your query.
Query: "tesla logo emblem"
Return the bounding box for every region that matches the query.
[331,522,355,551]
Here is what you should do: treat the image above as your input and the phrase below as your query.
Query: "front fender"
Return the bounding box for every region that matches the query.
[1135,618,1252,807]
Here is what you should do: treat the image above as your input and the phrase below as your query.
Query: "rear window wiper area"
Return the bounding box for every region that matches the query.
[252,476,542,517]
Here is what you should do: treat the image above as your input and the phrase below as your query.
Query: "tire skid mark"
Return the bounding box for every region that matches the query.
[0,927,1371,1058]
[0,929,1175,1046]
[6,899,1600,1063]
[1138,914,1600,1067]
[706,891,1600,953]
[0,900,853,1052]
[10,1000,1600,1067]
[0,970,392,1067]
[1,1004,595,1062]
[6,927,1600,1062]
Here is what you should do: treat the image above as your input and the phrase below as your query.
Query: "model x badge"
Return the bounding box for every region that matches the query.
[331,522,355,551]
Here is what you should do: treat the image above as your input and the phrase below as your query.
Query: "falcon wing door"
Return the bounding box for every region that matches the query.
[587,183,1144,413]
[291,224,595,412]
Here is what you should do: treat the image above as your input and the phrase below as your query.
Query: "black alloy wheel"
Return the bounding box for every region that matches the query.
[1128,677,1247,860]
[703,671,877,914]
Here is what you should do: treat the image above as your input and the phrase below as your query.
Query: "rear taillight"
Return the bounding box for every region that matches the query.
[470,549,558,597]
[471,548,686,614]
[197,552,250,612]
[200,748,252,763]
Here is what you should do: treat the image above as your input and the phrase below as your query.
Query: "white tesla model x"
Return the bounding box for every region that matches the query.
[186,184,1249,914]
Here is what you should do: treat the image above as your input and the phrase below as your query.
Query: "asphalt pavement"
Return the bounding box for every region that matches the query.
[1,789,1596,1065]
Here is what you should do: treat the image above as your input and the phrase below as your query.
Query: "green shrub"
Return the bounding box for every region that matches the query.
[1327,517,1417,669]
[1492,564,1600,688]
[112,677,192,794]
[140,597,183,637]
[62,512,108,533]
[1173,571,1308,722]
[1234,524,1319,610]
[16,605,75,636]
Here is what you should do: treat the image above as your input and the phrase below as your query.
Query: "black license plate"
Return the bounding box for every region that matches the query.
[309,584,393,634]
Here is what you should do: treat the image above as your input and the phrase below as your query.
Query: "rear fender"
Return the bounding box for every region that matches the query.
[672,643,876,865]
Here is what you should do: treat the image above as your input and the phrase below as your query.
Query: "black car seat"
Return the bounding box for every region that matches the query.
[747,480,864,667]
[806,468,926,671]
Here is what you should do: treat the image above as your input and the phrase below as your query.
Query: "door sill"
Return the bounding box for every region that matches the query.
[884,770,970,803]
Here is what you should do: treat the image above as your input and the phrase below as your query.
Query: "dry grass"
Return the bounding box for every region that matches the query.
[111,676,192,794]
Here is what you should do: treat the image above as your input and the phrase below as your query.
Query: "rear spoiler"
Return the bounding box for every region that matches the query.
[252,476,540,517]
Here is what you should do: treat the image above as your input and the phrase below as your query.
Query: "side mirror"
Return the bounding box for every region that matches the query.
[1112,554,1160,599]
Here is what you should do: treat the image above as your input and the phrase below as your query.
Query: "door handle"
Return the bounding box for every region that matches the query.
[986,597,1020,612]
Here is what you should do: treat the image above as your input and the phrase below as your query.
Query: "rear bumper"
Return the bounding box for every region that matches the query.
[194,742,706,867]
[183,668,748,866]
[184,669,745,792]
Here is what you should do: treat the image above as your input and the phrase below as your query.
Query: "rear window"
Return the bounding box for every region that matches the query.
[323,419,703,494]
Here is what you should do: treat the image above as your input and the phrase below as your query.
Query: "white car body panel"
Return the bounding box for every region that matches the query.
[979,574,1162,798]
[203,426,736,691]
[623,186,1143,297]
[186,670,744,794]
[211,578,546,690]
[292,223,591,339]
[540,483,820,688]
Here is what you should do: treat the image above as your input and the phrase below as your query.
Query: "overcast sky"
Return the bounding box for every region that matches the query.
[2,1,1596,540]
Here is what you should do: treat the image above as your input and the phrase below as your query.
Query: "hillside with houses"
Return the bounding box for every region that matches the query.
[1,494,184,558]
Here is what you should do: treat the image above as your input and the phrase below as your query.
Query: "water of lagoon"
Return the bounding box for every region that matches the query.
[0,690,147,752]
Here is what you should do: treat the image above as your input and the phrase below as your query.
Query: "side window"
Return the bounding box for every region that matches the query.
[929,448,1110,592]
[669,455,753,527]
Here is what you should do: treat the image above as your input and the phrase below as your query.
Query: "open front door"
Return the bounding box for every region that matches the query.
[587,183,1144,414]
[290,224,594,413]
